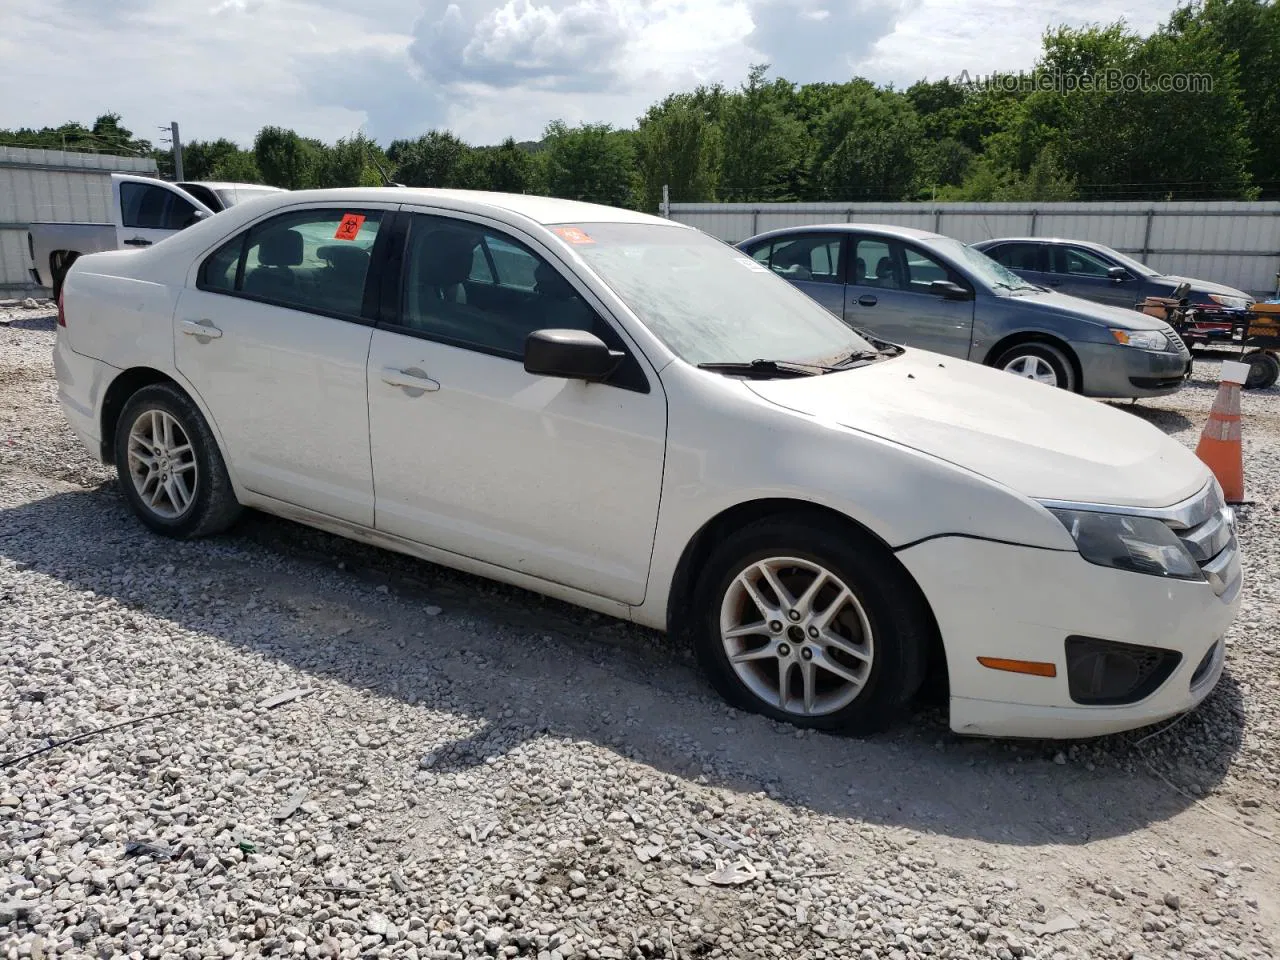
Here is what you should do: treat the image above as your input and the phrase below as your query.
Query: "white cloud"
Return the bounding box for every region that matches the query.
[0,0,1188,149]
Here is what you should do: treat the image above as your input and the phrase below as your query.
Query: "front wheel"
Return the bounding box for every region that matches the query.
[690,517,931,733]
[993,342,1076,391]
[113,383,242,538]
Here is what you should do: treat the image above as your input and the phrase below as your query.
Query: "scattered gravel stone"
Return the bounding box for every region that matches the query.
[1,319,1277,959]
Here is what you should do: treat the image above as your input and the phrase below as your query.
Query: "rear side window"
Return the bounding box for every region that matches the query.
[752,235,843,284]
[120,182,198,231]
[197,208,382,318]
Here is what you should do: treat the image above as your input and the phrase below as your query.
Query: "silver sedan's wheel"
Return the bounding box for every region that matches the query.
[127,409,198,519]
[1002,353,1058,385]
[719,557,874,717]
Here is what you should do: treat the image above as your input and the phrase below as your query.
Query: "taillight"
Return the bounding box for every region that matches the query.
[57,289,66,327]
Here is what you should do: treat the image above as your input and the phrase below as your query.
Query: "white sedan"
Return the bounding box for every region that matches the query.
[53,188,1241,738]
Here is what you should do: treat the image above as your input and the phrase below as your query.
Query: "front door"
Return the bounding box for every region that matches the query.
[174,204,392,525]
[1048,244,1138,307]
[366,211,667,605]
[843,236,976,357]
[113,174,212,250]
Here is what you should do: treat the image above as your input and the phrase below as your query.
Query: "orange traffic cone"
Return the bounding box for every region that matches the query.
[1195,360,1248,504]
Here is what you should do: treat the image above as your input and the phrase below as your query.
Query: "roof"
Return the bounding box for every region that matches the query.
[972,237,1114,248]
[183,181,287,193]
[743,222,945,242]
[264,187,675,227]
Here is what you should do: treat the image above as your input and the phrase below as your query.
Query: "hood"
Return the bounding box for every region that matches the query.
[1011,289,1172,331]
[745,350,1209,508]
[1154,275,1252,301]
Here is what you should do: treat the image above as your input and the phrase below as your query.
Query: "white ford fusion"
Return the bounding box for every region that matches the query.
[53,188,1242,738]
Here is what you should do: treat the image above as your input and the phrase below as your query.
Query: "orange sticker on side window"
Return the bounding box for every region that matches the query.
[552,226,594,245]
[334,213,366,241]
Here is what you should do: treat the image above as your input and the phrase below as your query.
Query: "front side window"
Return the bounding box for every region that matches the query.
[987,242,1043,271]
[902,245,954,291]
[399,215,598,357]
[1054,245,1114,277]
[197,208,382,318]
[120,182,198,231]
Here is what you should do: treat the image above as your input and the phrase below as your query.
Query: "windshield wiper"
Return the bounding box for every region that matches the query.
[696,358,834,378]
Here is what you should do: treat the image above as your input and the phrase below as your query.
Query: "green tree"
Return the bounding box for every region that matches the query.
[253,126,320,189]
[210,150,262,183]
[634,94,720,210]
[812,83,922,200]
[719,65,806,201]
[389,130,470,188]
[182,139,245,181]
[542,121,637,207]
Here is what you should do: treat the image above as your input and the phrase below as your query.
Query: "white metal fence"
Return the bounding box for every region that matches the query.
[666,201,1280,299]
[0,146,158,293]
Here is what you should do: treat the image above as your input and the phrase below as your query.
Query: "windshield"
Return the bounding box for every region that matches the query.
[556,222,875,366]
[1094,244,1160,277]
[215,186,283,207]
[937,237,1040,292]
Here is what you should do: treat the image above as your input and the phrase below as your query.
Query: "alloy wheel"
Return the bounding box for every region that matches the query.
[127,409,198,519]
[718,557,874,717]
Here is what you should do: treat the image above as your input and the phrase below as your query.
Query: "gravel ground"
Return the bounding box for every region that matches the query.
[2,301,1278,960]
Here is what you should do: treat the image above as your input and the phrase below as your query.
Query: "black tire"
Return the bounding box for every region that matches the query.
[992,341,1076,391]
[113,383,242,538]
[690,516,932,733]
[1243,350,1279,390]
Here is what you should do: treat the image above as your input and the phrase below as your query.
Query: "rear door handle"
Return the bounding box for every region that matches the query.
[857,294,878,306]
[381,366,440,393]
[180,319,222,339]
[124,237,153,247]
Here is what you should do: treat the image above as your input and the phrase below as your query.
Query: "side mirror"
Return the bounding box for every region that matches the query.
[930,279,972,300]
[182,210,211,229]
[524,329,623,382]
[1107,266,1131,282]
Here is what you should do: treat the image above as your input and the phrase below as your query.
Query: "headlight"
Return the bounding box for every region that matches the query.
[1110,329,1169,350]
[1207,293,1250,310]
[1048,509,1204,581]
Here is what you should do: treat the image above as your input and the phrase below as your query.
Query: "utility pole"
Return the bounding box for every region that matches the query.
[171,121,184,182]
[661,184,670,218]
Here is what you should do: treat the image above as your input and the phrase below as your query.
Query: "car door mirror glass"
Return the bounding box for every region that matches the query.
[930,279,972,300]
[524,329,623,382]
[1107,266,1131,281]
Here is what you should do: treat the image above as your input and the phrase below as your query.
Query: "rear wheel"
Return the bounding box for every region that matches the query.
[1242,350,1279,390]
[993,341,1076,391]
[690,516,931,733]
[113,383,242,538]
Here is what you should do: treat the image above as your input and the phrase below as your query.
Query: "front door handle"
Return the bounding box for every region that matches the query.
[381,366,440,393]
[857,294,878,307]
[180,318,222,339]
[124,237,153,247]
[1047,280,1062,287]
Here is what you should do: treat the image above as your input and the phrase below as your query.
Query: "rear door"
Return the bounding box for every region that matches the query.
[112,174,213,250]
[743,232,847,317]
[174,202,397,525]
[843,235,975,357]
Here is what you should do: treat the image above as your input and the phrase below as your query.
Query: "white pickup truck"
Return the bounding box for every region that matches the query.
[28,173,283,298]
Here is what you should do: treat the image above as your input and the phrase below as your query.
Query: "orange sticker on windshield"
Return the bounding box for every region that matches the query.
[553,226,594,245]
[334,213,366,241]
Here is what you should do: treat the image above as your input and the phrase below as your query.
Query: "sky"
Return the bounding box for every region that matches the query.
[0,0,1183,149]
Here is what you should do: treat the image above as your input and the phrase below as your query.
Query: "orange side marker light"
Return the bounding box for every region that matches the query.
[977,657,1057,678]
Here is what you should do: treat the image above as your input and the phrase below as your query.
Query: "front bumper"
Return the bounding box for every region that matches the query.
[897,534,1241,739]
[1076,342,1191,398]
